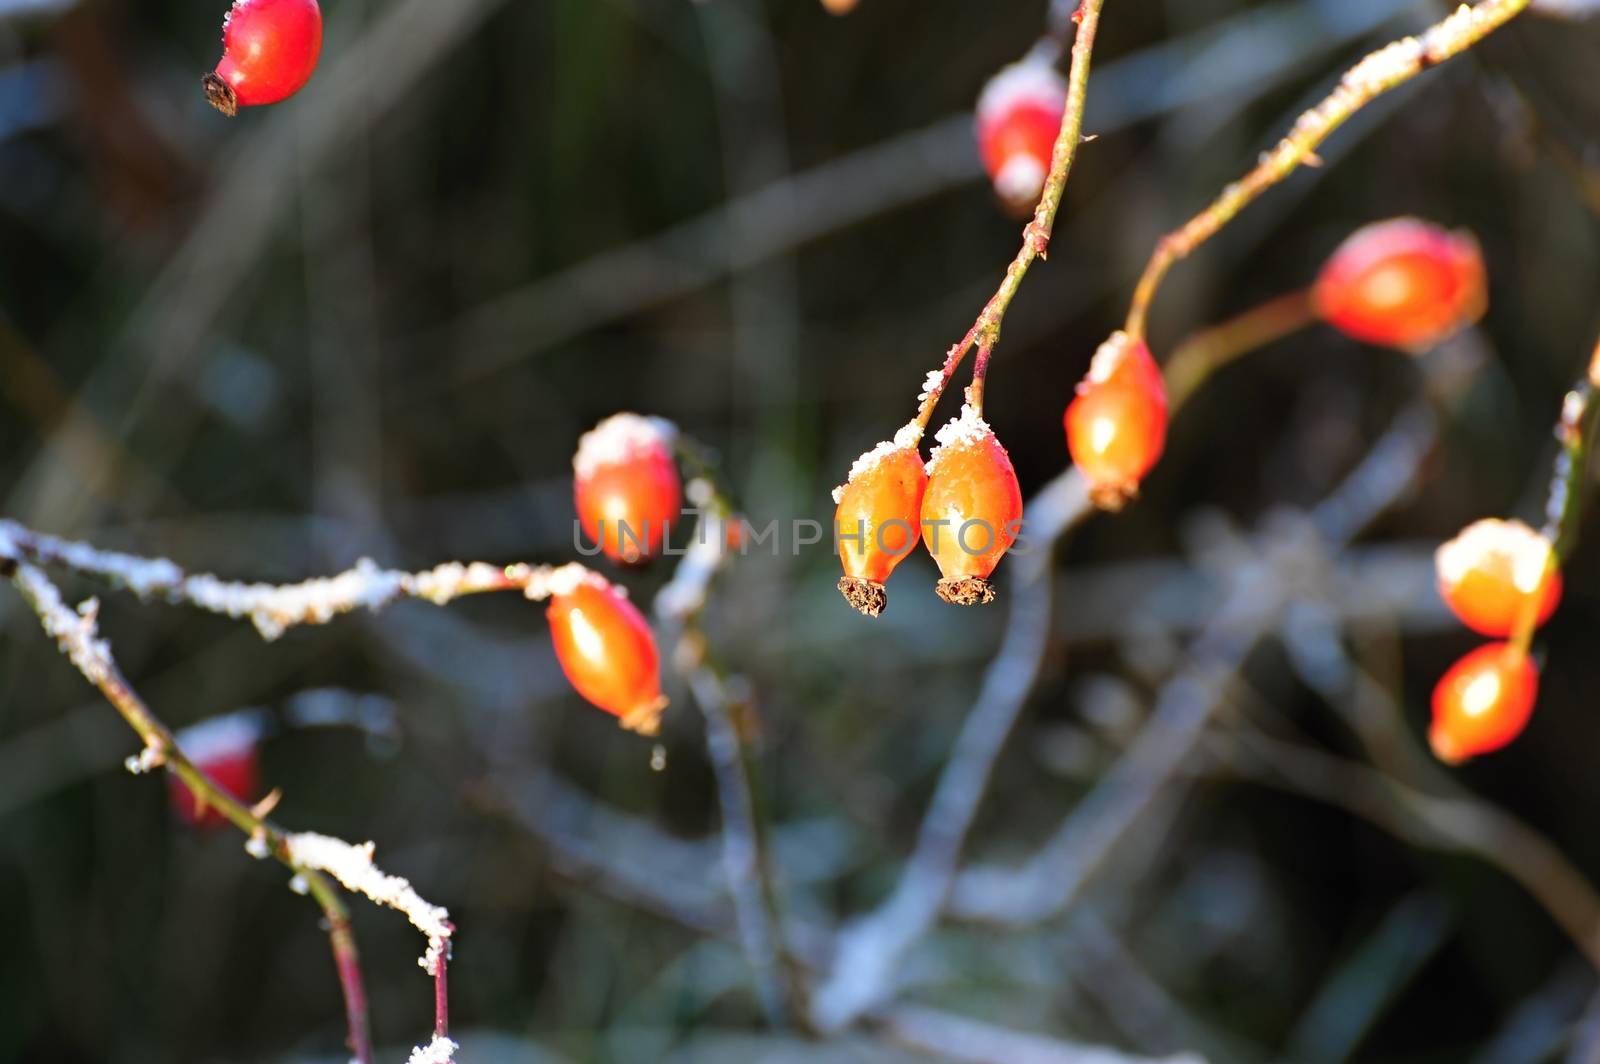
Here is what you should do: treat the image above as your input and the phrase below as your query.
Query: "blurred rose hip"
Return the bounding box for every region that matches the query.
[1313,218,1486,351]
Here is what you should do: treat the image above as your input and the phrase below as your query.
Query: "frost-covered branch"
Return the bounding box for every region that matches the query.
[0,519,585,640]
[1,547,458,1063]
[1125,0,1533,341]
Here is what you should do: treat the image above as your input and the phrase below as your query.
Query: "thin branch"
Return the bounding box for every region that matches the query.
[947,403,1438,927]
[655,461,810,1028]
[910,0,1107,438]
[4,560,379,1064]
[1214,727,1600,969]
[0,519,586,640]
[1124,0,1532,342]
[878,1004,1205,1064]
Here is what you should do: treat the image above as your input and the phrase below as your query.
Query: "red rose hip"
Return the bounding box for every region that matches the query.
[546,568,668,735]
[574,414,683,566]
[1312,218,1486,351]
[168,714,262,829]
[1429,642,1539,763]
[833,427,927,616]
[976,60,1067,213]
[921,408,1023,605]
[1065,332,1169,511]
[203,0,324,117]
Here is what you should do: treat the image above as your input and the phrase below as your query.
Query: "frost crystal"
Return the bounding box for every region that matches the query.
[406,1035,459,1064]
[573,413,676,480]
[917,369,944,404]
[1436,519,1554,597]
[831,422,922,504]
[928,405,994,472]
[1084,331,1135,386]
[285,833,452,972]
[976,59,1067,125]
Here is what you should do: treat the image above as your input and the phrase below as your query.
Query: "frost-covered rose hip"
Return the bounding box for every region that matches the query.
[833,426,927,616]
[574,414,683,566]
[1312,218,1486,351]
[976,60,1067,213]
[920,408,1023,606]
[1429,642,1539,763]
[203,0,324,117]
[168,714,262,829]
[1435,518,1562,637]
[547,569,668,735]
[1065,332,1168,511]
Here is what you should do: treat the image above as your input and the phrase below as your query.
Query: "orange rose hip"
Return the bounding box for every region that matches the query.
[921,409,1023,605]
[833,427,927,616]
[547,569,668,735]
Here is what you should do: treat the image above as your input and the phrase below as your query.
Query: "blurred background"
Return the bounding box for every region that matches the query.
[2,0,1600,1060]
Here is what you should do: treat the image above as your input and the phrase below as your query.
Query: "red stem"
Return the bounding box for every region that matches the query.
[328,914,375,1064]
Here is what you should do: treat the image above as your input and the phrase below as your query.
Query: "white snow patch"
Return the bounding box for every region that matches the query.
[573,413,676,481]
[284,833,452,973]
[927,405,994,472]
[406,1035,458,1064]
[976,59,1067,125]
[832,422,922,504]
[1436,518,1554,596]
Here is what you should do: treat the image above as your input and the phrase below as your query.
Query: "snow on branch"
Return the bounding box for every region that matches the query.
[285,832,453,975]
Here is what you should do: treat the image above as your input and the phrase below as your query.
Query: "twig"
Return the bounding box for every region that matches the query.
[877,1004,1206,1064]
[3,560,379,1064]
[1510,333,1600,654]
[0,519,589,641]
[1124,0,1533,342]
[1160,289,1315,409]
[655,460,809,1028]
[1214,727,1600,970]
[946,404,1438,927]
[910,0,1106,438]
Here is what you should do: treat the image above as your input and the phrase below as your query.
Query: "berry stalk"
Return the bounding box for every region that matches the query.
[1123,0,1533,344]
[911,0,1106,438]
[1160,289,1315,409]
[1508,334,1600,655]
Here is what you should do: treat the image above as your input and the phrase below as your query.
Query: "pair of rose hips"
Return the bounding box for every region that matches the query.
[1062,219,1487,510]
[834,411,1025,615]
[561,415,686,733]
[203,0,323,116]
[1428,519,1561,763]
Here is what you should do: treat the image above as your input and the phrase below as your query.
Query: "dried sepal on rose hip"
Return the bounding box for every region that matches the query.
[574,414,683,566]
[833,424,927,616]
[1065,331,1169,511]
[168,714,263,829]
[1429,642,1539,764]
[546,567,668,735]
[1312,218,1487,352]
[920,406,1023,606]
[1435,518,1562,637]
[203,0,323,117]
[976,59,1067,213]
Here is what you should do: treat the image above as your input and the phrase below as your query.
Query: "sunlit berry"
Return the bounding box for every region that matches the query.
[574,414,683,566]
[547,568,668,735]
[1435,518,1562,637]
[976,60,1067,213]
[1065,331,1168,511]
[168,714,262,829]
[833,429,927,616]
[1312,218,1487,351]
[920,409,1024,605]
[203,0,323,116]
[1429,642,1539,763]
